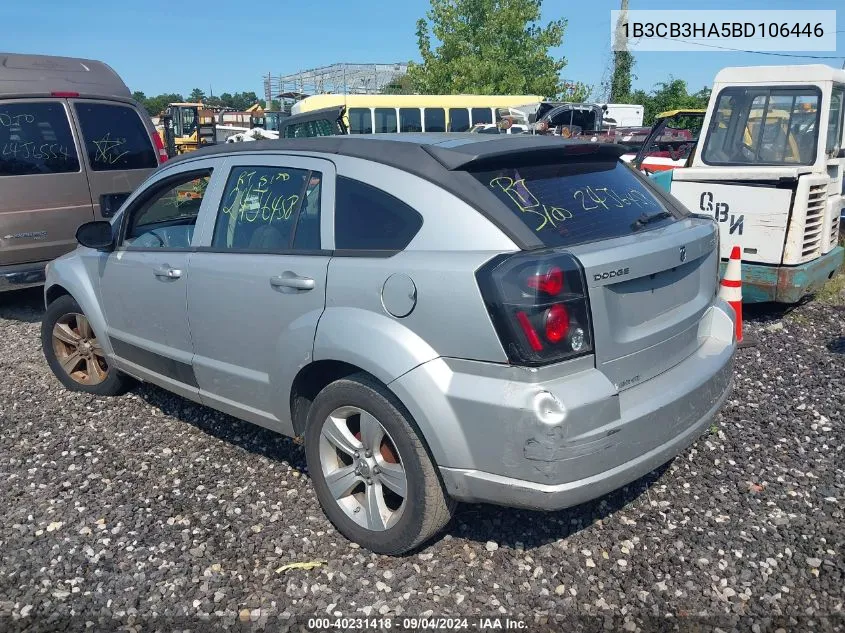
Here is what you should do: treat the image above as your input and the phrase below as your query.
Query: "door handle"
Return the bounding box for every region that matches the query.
[153,265,182,279]
[270,271,315,291]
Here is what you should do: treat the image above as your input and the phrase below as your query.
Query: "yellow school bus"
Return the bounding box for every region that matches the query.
[288,94,542,134]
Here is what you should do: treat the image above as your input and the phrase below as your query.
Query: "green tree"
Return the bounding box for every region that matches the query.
[131,90,148,111]
[560,81,592,103]
[407,0,567,98]
[382,73,416,95]
[143,93,185,117]
[631,78,710,125]
[189,88,206,103]
[609,0,633,102]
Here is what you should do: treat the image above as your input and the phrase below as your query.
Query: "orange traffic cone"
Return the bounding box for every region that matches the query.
[719,246,743,343]
[718,246,755,347]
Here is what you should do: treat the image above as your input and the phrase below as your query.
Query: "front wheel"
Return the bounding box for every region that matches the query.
[305,373,454,555]
[41,295,131,396]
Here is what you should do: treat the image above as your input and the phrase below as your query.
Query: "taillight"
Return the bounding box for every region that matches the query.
[152,130,168,163]
[51,91,80,97]
[476,250,593,366]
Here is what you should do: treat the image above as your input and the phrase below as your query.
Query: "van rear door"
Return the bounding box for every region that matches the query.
[69,99,159,220]
[0,99,93,267]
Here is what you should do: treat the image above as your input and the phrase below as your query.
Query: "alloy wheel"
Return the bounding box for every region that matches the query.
[52,313,108,385]
[318,405,407,531]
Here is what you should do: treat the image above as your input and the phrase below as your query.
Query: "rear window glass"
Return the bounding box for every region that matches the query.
[470,157,681,247]
[74,103,157,171]
[335,176,423,250]
[0,102,79,176]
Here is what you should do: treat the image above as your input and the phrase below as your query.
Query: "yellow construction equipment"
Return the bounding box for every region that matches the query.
[157,102,216,157]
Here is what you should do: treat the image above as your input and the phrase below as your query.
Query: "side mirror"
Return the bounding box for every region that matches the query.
[76,221,114,251]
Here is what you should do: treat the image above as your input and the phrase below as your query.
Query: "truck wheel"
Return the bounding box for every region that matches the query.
[41,295,131,396]
[305,373,454,555]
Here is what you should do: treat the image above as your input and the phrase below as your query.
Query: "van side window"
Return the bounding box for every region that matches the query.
[471,108,493,125]
[212,166,321,252]
[448,108,470,132]
[349,108,372,134]
[334,176,423,251]
[399,108,422,133]
[74,103,157,171]
[123,171,210,249]
[0,102,80,176]
[375,108,397,133]
[424,108,446,132]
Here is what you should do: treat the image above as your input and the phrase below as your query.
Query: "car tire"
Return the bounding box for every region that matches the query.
[305,373,455,555]
[41,295,131,396]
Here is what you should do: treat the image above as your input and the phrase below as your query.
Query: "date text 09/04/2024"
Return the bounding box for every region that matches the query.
[307,617,528,630]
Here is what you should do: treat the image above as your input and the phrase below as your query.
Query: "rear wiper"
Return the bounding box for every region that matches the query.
[631,210,671,231]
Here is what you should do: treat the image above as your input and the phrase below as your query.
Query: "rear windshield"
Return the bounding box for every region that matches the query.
[470,156,682,247]
[74,102,157,171]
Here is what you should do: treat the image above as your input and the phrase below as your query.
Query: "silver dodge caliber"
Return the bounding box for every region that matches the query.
[41,135,736,554]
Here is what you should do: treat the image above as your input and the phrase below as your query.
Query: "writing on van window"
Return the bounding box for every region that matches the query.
[221,169,300,223]
[2,142,72,161]
[0,112,35,127]
[92,133,129,164]
[489,176,661,233]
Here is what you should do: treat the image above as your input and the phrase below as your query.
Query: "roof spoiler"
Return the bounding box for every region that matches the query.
[423,138,628,171]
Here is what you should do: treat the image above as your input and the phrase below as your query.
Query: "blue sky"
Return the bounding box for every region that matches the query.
[1,0,842,99]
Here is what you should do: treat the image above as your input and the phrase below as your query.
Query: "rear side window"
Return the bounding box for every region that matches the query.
[212,165,321,252]
[470,157,681,247]
[74,103,157,171]
[0,102,79,176]
[334,176,423,251]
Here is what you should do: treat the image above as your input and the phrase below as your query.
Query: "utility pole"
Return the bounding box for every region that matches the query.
[610,0,633,103]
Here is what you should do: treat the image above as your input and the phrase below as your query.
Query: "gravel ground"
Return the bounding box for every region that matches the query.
[0,286,843,632]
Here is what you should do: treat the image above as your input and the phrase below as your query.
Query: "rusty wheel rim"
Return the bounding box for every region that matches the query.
[52,313,108,385]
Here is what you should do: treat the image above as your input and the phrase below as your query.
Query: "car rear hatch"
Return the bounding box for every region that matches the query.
[457,139,719,386]
[569,219,717,389]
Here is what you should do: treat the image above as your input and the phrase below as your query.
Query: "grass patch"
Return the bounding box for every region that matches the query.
[817,268,845,306]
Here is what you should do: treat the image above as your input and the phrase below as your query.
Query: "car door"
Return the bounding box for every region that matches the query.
[69,99,160,221]
[187,154,334,433]
[98,158,224,400]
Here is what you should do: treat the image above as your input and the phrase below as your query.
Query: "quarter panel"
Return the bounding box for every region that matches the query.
[319,250,510,369]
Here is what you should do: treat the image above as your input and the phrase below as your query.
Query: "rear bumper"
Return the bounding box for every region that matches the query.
[726,246,844,304]
[391,301,736,511]
[0,260,48,292]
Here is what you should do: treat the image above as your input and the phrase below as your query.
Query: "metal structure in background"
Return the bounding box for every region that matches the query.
[263,63,409,110]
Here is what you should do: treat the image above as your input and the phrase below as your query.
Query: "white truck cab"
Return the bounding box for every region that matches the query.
[668,65,844,303]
